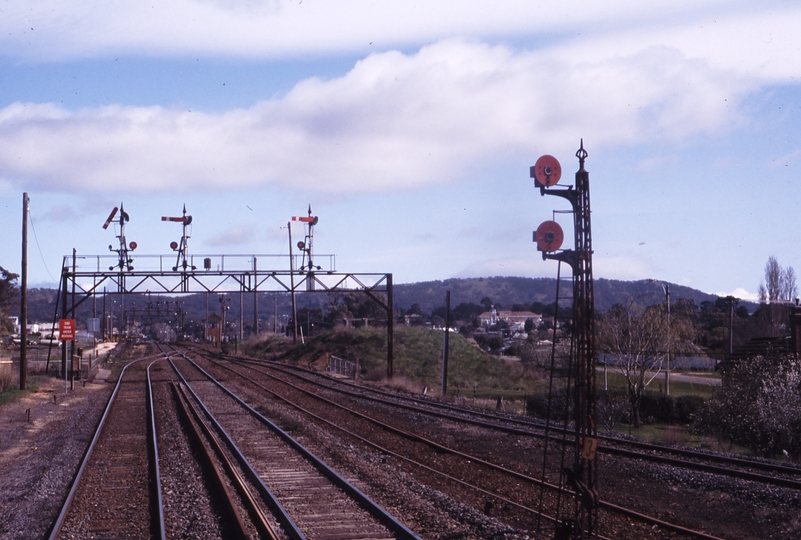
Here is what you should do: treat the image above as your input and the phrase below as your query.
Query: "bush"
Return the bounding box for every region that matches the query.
[597,394,629,431]
[526,388,571,422]
[696,355,801,459]
[635,394,705,424]
[526,390,705,428]
[674,395,705,424]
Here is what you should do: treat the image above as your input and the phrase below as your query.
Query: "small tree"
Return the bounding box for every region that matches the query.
[759,255,798,303]
[757,256,797,336]
[524,317,536,334]
[597,301,666,427]
[782,266,798,303]
[0,266,19,335]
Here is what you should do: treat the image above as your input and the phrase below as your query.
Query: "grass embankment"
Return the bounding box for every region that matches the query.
[246,328,729,448]
[0,340,131,407]
[246,327,540,399]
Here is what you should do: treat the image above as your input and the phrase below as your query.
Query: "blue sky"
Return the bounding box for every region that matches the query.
[1,1,800,301]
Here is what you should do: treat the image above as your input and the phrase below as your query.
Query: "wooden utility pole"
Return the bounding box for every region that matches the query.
[441,290,450,396]
[20,193,29,390]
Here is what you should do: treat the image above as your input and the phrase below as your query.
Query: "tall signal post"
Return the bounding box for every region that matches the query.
[102,204,137,340]
[103,204,136,276]
[163,205,196,277]
[293,205,320,291]
[532,141,598,538]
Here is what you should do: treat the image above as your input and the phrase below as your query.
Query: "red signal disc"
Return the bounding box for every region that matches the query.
[535,220,564,252]
[532,155,561,187]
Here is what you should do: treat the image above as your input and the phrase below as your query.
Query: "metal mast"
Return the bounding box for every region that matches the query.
[163,205,194,272]
[293,205,320,291]
[532,140,598,538]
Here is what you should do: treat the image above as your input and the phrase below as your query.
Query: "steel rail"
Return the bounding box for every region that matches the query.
[170,380,278,540]
[146,361,168,540]
[193,349,723,540]
[170,348,422,540]
[46,352,167,540]
[165,355,308,540]
[218,352,801,490]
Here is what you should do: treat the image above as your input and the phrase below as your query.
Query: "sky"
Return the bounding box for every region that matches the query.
[1,1,801,301]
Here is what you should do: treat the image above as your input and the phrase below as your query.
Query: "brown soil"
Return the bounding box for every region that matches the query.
[0,374,113,540]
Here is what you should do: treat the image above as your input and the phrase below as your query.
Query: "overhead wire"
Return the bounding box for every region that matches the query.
[28,208,57,283]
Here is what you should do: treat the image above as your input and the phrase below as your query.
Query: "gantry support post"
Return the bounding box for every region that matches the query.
[387,273,394,379]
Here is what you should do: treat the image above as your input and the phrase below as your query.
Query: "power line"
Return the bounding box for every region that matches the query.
[28,209,57,283]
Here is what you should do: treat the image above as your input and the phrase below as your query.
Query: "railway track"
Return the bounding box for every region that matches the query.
[181,345,732,540]
[166,347,420,540]
[44,341,796,538]
[214,349,801,491]
[47,346,249,539]
[47,352,164,540]
[46,343,418,539]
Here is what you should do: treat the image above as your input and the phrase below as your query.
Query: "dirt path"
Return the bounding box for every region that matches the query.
[0,373,114,539]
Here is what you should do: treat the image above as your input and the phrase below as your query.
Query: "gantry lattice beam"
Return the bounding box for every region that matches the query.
[58,253,395,378]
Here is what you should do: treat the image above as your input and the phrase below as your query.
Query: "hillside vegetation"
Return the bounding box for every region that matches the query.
[393,276,732,313]
[15,276,741,329]
[246,327,538,397]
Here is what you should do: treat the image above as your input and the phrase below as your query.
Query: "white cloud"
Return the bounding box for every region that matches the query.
[41,204,79,222]
[0,38,758,194]
[0,0,741,61]
[769,149,801,170]
[207,224,257,247]
[715,287,759,301]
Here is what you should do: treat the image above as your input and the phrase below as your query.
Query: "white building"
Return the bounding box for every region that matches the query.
[478,307,542,332]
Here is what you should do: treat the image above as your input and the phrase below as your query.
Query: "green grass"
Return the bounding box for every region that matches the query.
[254,329,749,454]
[610,423,751,454]
[258,328,722,403]
[264,327,541,396]
[0,374,45,407]
[598,369,718,398]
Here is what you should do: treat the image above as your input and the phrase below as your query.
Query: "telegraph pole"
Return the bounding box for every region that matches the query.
[20,193,29,390]
[665,284,671,396]
[441,290,450,396]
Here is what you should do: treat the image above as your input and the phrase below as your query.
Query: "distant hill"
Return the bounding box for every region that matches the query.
[12,276,753,328]
[393,276,739,313]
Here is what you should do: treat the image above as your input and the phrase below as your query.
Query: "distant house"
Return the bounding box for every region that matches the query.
[404,313,425,327]
[478,306,542,332]
[8,317,40,335]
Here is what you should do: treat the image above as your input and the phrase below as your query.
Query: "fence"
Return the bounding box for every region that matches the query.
[329,355,358,380]
[598,354,718,371]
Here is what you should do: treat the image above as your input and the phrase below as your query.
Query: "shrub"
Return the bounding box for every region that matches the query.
[696,355,801,459]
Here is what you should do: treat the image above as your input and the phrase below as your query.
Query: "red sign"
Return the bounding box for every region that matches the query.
[59,319,76,341]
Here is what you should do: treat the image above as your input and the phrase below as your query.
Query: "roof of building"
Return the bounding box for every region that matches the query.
[479,310,541,319]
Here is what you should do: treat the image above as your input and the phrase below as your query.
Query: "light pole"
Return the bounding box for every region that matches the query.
[648,279,671,396]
